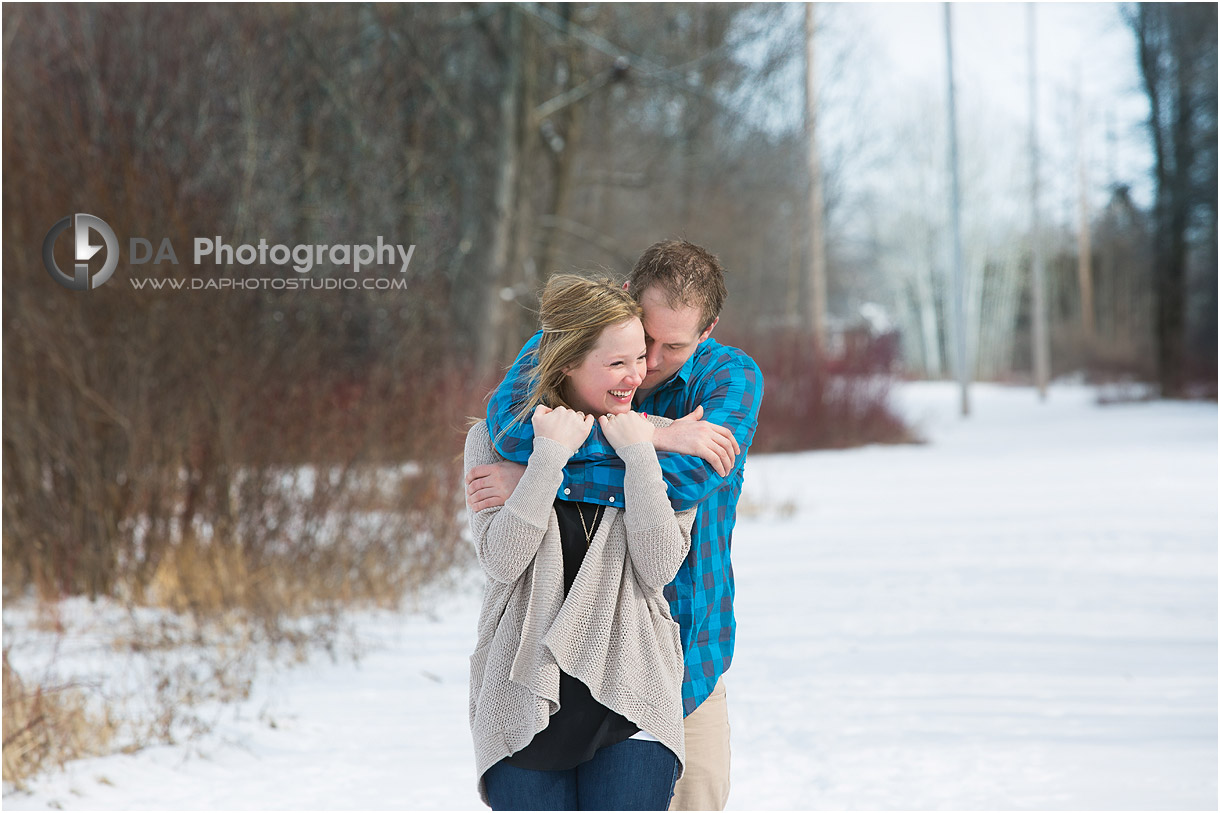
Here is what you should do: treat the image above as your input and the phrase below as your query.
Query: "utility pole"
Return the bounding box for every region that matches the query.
[1028,4,1051,400]
[944,3,970,416]
[805,2,828,357]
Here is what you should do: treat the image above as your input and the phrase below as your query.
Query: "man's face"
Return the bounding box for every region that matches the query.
[636,286,718,398]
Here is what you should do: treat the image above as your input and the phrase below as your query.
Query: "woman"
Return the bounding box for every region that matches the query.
[465,274,695,810]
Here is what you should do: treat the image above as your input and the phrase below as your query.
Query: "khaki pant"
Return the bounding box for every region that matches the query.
[669,678,731,811]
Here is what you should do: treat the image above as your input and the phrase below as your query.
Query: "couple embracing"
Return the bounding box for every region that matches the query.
[464,240,763,811]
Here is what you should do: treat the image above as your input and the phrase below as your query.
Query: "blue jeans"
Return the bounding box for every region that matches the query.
[484,738,679,810]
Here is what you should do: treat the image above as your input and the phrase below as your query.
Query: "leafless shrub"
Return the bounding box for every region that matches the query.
[2,653,115,790]
[737,328,919,453]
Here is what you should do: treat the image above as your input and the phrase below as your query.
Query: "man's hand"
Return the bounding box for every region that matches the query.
[652,405,740,477]
[532,404,594,453]
[465,461,527,512]
[598,411,655,453]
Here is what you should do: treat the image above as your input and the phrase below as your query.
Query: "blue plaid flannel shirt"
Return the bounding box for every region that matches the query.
[486,330,764,715]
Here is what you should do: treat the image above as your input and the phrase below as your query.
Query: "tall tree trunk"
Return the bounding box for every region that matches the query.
[945,3,970,413]
[804,3,828,355]
[1026,4,1050,399]
[1159,9,1194,397]
[479,7,524,375]
[1076,74,1095,343]
[538,5,582,281]
[502,18,542,360]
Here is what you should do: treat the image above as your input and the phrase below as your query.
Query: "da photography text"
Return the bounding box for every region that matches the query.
[152,235,415,274]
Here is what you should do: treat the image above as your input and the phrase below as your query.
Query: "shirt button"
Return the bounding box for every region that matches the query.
[608,496,615,503]
[563,488,571,495]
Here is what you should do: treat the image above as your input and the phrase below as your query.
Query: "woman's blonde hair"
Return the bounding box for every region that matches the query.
[512,273,643,425]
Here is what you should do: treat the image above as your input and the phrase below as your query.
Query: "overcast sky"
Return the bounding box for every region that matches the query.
[854,2,1152,210]
[730,2,1153,229]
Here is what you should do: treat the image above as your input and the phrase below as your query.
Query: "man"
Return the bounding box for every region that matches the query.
[465,240,763,810]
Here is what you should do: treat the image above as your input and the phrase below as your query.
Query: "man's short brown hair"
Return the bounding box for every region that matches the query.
[627,240,728,333]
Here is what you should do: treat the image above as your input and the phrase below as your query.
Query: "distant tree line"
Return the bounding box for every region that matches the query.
[2,3,1213,603]
[1127,2,1218,397]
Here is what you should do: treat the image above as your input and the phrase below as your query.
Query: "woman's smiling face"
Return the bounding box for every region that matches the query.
[562,318,647,416]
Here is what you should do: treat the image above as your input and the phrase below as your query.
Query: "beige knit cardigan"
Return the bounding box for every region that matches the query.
[464,418,695,805]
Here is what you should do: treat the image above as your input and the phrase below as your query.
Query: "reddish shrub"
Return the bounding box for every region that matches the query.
[724,328,918,453]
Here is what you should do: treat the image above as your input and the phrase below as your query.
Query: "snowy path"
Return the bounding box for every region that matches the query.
[728,384,1216,810]
[5,383,1216,810]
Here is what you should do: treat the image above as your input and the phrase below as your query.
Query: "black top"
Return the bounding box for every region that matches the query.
[500,500,641,771]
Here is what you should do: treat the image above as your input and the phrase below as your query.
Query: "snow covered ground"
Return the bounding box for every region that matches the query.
[4,382,1216,810]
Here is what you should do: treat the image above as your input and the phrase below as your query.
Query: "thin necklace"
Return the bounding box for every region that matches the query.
[576,504,603,549]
